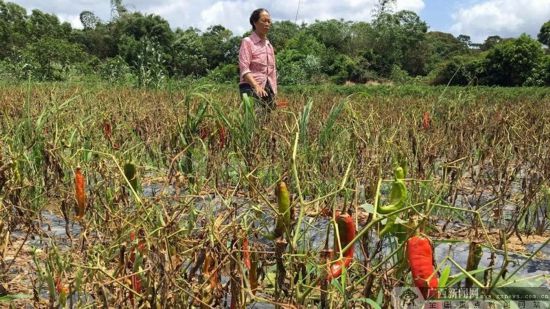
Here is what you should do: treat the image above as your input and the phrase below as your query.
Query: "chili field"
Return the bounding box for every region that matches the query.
[1,82,549,308]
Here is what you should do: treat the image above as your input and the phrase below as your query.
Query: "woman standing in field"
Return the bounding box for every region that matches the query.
[238,8,277,109]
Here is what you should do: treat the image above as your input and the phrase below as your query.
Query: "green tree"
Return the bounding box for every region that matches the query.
[114,12,173,47]
[285,31,326,56]
[72,24,118,59]
[22,37,87,80]
[27,9,71,40]
[538,21,550,46]
[306,19,352,53]
[277,49,323,85]
[373,0,397,17]
[113,12,173,75]
[371,10,428,76]
[480,35,503,51]
[431,54,485,85]
[348,22,375,57]
[525,55,550,86]
[201,25,238,70]
[457,34,471,47]
[0,1,28,58]
[277,49,308,84]
[323,52,358,84]
[425,31,470,72]
[428,32,469,57]
[269,21,300,51]
[80,10,101,30]
[111,0,127,19]
[484,34,544,86]
[171,28,208,77]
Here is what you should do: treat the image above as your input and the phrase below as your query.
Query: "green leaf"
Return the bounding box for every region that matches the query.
[496,274,547,288]
[265,272,277,287]
[299,99,313,145]
[376,289,385,304]
[0,294,31,302]
[319,99,346,148]
[446,267,489,287]
[331,278,345,294]
[439,265,451,288]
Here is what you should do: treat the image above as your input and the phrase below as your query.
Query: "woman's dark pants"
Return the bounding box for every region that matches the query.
[239,82,275,110]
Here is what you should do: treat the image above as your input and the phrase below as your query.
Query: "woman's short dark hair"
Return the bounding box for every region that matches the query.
[250,8,268,30]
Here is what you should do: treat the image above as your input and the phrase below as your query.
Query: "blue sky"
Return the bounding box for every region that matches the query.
[420,0,458,33]
[8,0,550,43]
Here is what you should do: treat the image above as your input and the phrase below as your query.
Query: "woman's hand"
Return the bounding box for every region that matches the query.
[254,85,268,97]
[242,73,268,98]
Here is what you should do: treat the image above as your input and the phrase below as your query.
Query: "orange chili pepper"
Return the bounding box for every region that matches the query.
[74,167,86,220]
[422,111,431,130]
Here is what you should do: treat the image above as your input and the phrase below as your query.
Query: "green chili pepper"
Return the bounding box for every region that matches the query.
[123,162,139,192]
[378,167,407,215]
[265,181,291,240]
[379,167,408,238]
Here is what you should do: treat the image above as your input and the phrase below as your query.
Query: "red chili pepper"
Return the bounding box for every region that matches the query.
[102,120,112,140]
[218,125,227,148]
[74,167,86,220]
[128,231,136,269]
[406,235,439,299]
[128,229,147,267]
[249,250,259,295]
[276,99,289,109]
[129,273,141,307]
[242,237,251,270]
[131,273,142,294]
[422,111,431,130]
[137,235,146,255]
[199,126,210,140]
[55,277,69,295]
[128,230,145,305]
[327,212,356,280]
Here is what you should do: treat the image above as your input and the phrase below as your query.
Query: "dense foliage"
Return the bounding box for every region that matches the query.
[0,0,549,86]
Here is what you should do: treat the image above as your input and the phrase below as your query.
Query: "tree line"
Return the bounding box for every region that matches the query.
[1,0,549,87]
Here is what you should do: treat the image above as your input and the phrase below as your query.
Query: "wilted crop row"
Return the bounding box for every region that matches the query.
[0,82,549,307]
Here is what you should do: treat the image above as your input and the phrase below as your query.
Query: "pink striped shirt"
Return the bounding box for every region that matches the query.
[238,31,277,95]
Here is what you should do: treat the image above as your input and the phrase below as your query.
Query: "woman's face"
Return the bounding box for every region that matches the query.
[254,11,271,36]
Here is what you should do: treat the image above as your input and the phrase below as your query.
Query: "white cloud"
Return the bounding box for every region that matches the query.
[199,1,257,34]
[57,13,85,29]
[395,0,425,12]
[8,0,426,35]
[450,0,550,43]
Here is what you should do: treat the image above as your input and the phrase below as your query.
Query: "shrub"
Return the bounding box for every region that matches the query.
[431,55,485,86]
